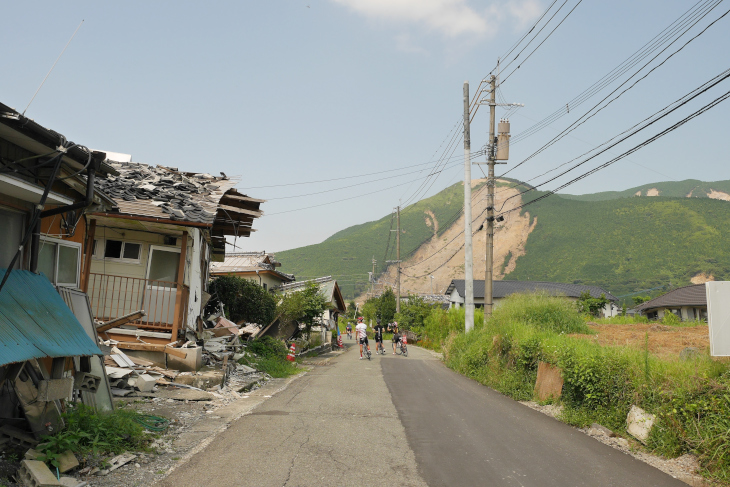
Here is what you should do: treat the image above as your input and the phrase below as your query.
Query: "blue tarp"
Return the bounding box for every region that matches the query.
[0,269,102,366]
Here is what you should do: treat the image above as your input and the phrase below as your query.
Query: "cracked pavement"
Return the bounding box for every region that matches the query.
[156,341,427,487]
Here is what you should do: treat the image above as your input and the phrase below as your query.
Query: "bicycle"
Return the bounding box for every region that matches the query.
[376,341,386,355]
[395,336,408,357]
[363,343,371,360]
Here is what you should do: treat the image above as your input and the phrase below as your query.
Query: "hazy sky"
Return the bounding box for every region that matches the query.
[3,1,728,252]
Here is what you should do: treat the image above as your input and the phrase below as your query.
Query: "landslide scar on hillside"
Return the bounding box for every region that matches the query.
[367,182,538,298]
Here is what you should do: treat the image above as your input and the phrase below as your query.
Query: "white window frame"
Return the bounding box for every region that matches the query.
[93,238,144,264]
[39,236,82,288]
[145,245,182,289]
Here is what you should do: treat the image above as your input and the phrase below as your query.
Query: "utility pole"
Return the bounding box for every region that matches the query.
[485,75,496,323]
[396,205,401,313]
[463,81,475,332]
[477,72,521,325]
[371,256,376,297]
[386,206,402,313]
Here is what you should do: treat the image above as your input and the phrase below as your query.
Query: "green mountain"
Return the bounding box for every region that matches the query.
[277,179,730,300]
[560,179,730,201]
[509,190,730,298]
[276,182,479,299]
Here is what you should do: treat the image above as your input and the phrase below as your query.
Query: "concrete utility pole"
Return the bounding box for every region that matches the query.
[463,81,475,332]
[485,75,496,323]
[386,207,402,312]
[396,205,401,313]
[371,256,376,297]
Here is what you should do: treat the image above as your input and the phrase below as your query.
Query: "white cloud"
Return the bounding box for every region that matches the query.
[331,0,543,39]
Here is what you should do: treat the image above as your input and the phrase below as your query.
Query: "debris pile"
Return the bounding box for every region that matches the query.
[103,347,179,396]
[95,162,230,223]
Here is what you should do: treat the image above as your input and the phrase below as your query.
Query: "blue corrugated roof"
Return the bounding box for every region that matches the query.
[0,269,102,366]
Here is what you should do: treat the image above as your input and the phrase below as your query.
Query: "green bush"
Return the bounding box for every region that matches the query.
[247,336,288,360]
[207,276,277,325]
[662,311,681,326]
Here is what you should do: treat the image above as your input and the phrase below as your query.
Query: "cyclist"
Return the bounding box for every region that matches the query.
[389,321,401,354]
[373,319,385,354]
[355,317,370,359]
[345,322,352,339]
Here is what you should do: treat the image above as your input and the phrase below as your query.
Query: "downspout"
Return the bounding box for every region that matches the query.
[255,270,262,286]
[31,151,105,272]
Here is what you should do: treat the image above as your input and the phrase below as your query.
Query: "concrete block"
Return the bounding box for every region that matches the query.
[173,367,224,389]
[37,378,74,402]
[534,362,563,402]
[129,374,157,392]
[166,346,202,372]
[17,459,62,487]
[626,405,656,444]
[57,450,79,473]
[0,425,38,449]
[73,372,100,393]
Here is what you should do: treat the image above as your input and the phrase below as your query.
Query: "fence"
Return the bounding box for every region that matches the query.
[87,273,188,332]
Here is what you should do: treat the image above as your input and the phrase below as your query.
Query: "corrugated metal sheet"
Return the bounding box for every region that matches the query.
[0,269,102,366]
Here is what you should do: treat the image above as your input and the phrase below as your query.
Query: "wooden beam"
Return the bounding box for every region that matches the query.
[81,219,96,293]
[220,193,266,204]
[171,231,188,340]
[113,341,186,359]
[96,310,146,333]
[216,204,263,218]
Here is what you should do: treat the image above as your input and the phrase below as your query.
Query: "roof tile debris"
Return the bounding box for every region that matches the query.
[96,163,237,223]
[210,251,294,282]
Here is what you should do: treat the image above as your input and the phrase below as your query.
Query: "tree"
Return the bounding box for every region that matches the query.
[206,276,277,325]
[576,291,609,317]
[632,295,651,306]
[394,295,436,331]
[277,282,329,338]
[379,288,397,322]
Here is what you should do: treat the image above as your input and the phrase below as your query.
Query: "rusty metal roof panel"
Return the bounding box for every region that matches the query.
[0,270,102,366]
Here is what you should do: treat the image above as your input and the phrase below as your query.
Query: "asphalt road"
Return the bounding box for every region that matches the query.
[158,340,685,487]
[382,345,686,487]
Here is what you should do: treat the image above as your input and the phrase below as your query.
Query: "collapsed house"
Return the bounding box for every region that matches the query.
[0,102,118,445]
[85,157,264,369]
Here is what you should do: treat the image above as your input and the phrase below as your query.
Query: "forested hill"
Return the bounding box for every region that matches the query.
[276,179,730,300]
[509,190,730,298]
[560,179,730,201]
[276,182,481,299]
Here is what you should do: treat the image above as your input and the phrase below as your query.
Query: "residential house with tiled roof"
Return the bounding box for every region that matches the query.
[86,158,264,356]
[445,279,619,317]
[634,284,707,321]
[209,251,295,291]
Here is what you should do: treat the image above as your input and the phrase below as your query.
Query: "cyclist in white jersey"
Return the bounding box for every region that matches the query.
[355,317,370,359]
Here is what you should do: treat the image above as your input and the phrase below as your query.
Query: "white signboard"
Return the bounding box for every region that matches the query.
[706,281,730,356]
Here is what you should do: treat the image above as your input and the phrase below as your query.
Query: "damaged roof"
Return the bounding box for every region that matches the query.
[93,162,264,245]
[0,269,102,366]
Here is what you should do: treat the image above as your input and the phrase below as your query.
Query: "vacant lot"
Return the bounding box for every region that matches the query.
[573,323,711,359]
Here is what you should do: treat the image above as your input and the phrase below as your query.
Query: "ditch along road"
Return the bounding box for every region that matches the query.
[157,339,685,487]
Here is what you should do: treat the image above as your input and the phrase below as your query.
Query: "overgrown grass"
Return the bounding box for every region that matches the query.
[438,292,730,482]
[35,403,155,467]
[590,315,649,325]
[239,336,299,378]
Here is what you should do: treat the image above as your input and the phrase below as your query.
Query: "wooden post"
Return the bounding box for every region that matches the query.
[171,231,188,340]
[81,219,96,293]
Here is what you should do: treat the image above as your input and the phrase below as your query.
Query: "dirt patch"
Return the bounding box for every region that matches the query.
[708,190,730,201]
[423,209,438,236]
[646,188,660,196]
[691,272,715,284]
[571,323,710,359]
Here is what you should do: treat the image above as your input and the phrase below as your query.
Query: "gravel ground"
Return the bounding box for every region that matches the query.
[519,401,713,487]
[60,368,272,487]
